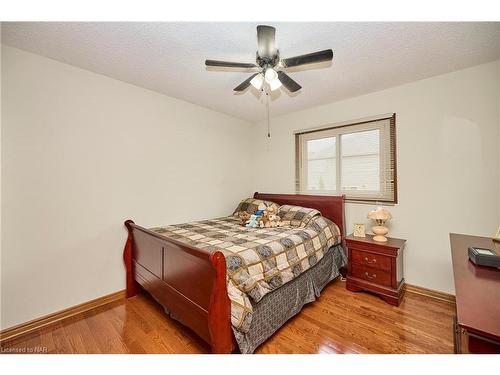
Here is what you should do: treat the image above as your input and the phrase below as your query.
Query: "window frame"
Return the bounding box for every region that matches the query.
[295,114,397,204]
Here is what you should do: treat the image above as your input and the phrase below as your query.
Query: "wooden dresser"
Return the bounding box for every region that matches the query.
[450,233,500,353]
[346,234,406,306]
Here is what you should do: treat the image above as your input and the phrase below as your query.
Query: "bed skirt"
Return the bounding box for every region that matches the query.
[232,243,347,354]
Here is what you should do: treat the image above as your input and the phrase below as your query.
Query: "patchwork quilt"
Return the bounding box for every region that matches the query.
[150,213,341,333]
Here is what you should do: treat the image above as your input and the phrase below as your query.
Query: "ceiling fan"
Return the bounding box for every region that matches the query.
[205,25,333,93]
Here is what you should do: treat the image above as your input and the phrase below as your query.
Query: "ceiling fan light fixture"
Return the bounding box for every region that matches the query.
[264,68,278,82]
[250,73,264,90]
[269,77,282,91]
[206,25,333,93]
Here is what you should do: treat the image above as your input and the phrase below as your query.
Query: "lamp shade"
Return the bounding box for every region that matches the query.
[367,208,392,222]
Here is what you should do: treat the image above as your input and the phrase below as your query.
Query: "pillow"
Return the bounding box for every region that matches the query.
[232,198,279,217]
[278,204,321,227]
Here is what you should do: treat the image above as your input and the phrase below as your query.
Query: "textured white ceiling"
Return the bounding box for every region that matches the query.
[2,22,500,122]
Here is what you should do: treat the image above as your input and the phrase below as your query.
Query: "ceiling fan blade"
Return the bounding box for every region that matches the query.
[277,71,302,92]
[257,25,276,58]
[281,49,333,68]
[234,73,259,92]
[205,60,257,69]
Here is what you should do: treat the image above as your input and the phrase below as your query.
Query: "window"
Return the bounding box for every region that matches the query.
[295,114,397,203]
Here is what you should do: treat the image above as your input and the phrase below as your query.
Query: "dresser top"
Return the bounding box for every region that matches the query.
[450,233,500,341]
[346,234,406,249]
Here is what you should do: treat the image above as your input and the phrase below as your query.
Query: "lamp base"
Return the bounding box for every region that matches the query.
[372,225,389,242]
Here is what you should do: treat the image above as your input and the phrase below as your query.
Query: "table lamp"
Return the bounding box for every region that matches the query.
[367,206,392,242]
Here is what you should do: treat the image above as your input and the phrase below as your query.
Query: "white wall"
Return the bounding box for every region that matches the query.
[1,46,254,329]
[252,61,500,294]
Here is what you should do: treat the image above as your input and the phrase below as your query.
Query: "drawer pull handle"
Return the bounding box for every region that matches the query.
[364,257,376,264]
[364,272,376,279]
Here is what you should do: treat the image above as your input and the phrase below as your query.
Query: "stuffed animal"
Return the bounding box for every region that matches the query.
[266,204,278,216]
[266,214,282,228]
[245,214,261,228]
[238,211,251,225]
[243,202,281,228]
[258,202,267,210]
[257,201,274,212]
[258,211,270,228]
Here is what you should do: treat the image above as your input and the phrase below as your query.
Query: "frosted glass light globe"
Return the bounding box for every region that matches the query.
[250,74,264,90]
[269,78,282,91]
[264,68,278,82]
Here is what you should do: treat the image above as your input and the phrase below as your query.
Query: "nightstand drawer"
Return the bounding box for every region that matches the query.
[351,249,391,271]
[351,263,391,287]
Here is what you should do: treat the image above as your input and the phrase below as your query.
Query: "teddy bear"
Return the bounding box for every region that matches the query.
[238,211,251,225]
[265,214,282,228]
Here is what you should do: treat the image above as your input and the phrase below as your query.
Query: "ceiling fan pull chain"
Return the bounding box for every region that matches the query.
[266,91,271,138]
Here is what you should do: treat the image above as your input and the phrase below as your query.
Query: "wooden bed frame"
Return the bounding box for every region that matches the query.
[123,192,346,353]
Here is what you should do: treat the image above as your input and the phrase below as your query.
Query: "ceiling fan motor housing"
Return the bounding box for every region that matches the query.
[256,50,280,69]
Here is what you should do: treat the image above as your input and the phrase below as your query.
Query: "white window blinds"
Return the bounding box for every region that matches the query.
[295,114,397,203]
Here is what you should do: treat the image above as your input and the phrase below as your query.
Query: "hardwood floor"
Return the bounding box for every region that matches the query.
[0,279,455,354]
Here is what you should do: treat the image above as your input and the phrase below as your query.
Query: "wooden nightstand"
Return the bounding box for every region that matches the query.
[346,234,406,306]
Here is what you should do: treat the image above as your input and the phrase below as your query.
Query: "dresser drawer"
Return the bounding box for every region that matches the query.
[351,249,391,271]
[350,263,392,287]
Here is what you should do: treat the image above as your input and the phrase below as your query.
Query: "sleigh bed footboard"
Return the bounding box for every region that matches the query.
[123,220,234,353]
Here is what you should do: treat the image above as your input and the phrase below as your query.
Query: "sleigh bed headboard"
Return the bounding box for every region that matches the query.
[253,192,346,242]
